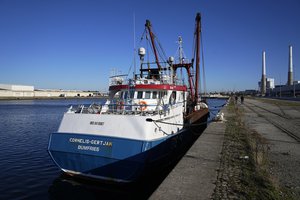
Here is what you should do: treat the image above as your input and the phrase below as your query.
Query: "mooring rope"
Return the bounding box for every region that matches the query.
[149,118,211,136]
[211,103,227,108]
[146,118,209,127]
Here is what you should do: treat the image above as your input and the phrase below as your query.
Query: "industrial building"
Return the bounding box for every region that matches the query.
[269,82,300,97]
[0,84,95,98]
[258,78,275,91]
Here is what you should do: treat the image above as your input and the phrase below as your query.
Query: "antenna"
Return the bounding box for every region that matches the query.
[133,12,136,79]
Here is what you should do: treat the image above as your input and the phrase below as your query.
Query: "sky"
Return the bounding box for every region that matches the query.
[0,0,300,92]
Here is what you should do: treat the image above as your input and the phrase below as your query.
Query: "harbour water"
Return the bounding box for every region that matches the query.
[0,98,226,199]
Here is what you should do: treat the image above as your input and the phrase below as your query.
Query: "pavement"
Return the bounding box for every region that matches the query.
[149,107,227,200]
[242,98,300,199]
[150,98,300,199]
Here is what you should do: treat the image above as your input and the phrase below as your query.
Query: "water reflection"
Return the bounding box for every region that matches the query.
[49,174,153,199]
[49,162,177,200]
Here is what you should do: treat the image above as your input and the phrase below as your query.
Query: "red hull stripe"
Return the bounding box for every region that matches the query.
[109,84,187,91]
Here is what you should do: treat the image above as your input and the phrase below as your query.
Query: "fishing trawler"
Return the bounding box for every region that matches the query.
[48,13,209,182]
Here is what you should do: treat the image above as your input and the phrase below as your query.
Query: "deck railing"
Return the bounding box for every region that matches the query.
[109,76,184,87]
[67,102,173,116]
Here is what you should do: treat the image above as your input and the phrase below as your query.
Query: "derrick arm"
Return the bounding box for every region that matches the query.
[145,20,162,71]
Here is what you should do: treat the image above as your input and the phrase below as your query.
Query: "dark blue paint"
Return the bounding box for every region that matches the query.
[48,131,180,181]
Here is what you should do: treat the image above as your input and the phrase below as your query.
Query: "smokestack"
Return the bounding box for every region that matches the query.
[261,51,266,95]
[287,45,293,86]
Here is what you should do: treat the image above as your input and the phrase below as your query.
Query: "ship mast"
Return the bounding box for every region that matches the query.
[195,13,201,103]
[178,36,184,64]
[172,13,201,105]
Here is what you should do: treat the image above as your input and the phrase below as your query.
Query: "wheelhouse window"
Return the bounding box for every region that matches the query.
[119,91,124,99]
[123,91,128,99]
[130,90,135,99]
[159,91,167,99]
[169,91,176,105]
[145,91,151,99]
[137,91,143,99]
[152,91,157,99]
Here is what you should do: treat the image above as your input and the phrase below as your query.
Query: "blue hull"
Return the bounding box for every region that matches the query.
[48,114,208,182]
[48,132,178,182]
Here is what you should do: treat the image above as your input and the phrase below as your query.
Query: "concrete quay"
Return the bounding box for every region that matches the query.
[242,98,300,199]
[150,97,300,199]
[149,108,227,199]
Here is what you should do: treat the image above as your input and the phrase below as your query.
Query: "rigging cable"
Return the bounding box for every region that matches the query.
[201,31,207,95]
[146,31,151,71]
[155,36,168,63]
[127,27,148,80]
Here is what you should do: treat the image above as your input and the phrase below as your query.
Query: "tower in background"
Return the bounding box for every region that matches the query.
[287,45,293,86]
[261,51,267,95]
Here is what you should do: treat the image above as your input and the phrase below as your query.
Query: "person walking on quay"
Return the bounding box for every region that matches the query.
[241,95,244,104]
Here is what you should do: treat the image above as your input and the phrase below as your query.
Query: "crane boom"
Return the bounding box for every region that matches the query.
[145,20,162,71]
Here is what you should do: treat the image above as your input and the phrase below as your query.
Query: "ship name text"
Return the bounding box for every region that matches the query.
[69,137,113,152]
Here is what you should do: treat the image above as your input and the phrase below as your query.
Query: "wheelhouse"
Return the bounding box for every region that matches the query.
[104,75,187,113]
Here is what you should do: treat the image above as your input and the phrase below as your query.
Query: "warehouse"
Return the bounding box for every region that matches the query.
[0,84,94,98]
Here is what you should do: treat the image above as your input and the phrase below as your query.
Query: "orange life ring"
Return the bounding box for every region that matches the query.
[139,101,147,111]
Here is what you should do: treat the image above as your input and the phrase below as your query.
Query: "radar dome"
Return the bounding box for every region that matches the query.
[138,47,146,56]
[168,56,174,63]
